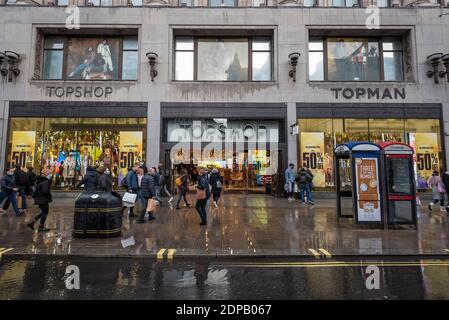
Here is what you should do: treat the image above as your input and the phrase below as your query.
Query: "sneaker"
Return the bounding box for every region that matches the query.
[301,201,306,205]
[168,197,174,203]
[148,215,156,221]
[199,221,207,226]
[27,221,35,230]
[38,226,50,232]
[15,210,25,217]
[428,204,433,211]
[176,206,181,210]
[214,201,218,208]
[308,201,315,205]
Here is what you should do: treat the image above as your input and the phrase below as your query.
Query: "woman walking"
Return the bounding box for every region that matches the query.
[195,167,210,226]
[428,171,445,212]
[209,168,223,208]
[27,168,53,232]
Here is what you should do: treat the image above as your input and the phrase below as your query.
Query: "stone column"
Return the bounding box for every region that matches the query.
[0,101,9,174]
[147,101,161,167]
[443,102,449,171]
[287,102,297,167]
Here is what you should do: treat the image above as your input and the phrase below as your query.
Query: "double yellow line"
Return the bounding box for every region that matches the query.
[0,248,14,260]
[157,248,176,261]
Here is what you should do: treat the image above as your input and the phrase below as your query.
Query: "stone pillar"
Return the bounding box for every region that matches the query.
[443,102,449,171]
[287,102,297,167]
[147,101,161,167]
[0,101,9,175]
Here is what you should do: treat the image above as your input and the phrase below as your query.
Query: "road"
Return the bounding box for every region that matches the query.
[0,257,448,299]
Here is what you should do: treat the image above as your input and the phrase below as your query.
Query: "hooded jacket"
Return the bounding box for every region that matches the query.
[77,167,99,192]
[33,176,53,205]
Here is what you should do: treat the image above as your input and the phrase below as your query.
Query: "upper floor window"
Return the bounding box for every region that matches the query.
[87,0,113,6]
[42,36,138,80]
[303,0,316,6]
[332,0,359,6]
[174,36,272,81]
[209,0,236,7]
[57,0,69,5]
[179,0,195,6]
[308,37,404,82]
[252,0,267,6]
[129,0,143,6]
[376,0,390,7]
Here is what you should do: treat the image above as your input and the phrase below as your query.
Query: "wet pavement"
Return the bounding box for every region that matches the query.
[0,256,449,299]
[0,193,448,258]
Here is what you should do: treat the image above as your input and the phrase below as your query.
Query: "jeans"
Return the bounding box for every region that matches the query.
[139,197,150,220]
[155,186,162,203]
[212,192,221,203]
[195,199,207,223]
[34,204,49,226]
[299,184,313,203]
[0,191,20,215]
[161,184,172,198]
[287,182,294,198]
[176,188,189,207]
[3,187,27,210]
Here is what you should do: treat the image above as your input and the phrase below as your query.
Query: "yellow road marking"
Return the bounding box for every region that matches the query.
[0,248,13,258]
[0,248,4,251]
[157,248,166,260]
[223,261,449,268]
[445,249,449,253]
[319,248,332,258]
[167,249,176,260]
[308,249,321,258]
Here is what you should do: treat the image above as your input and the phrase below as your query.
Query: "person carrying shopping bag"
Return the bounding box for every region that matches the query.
[27,168,53,232]
[138,167,156,223]
[428,171,445,212]
[195,167,210,226]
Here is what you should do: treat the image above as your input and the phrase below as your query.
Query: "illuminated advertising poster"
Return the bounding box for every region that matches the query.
[354,157,381,222]
[409,133,439,189]
[300,132,325,187]
[119,132,143,176]
[11,131,36,169]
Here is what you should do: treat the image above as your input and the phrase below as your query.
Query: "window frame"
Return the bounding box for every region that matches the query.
[43,37,67,80]
[251,0,267,7]
[178,0,195,6]
[208,0,237,7]
[41,35,138,81]
[331,0,361,7]
[308,36,405,82]
[174,36,273,82]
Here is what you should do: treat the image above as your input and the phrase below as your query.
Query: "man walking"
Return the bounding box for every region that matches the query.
[175,170,191,210]
[284,163,296,201]
[195,167,210,226]
[0,167,25,217]
[297,166,314,205]
[158,164,173,203]
[138,167,156,223]
[122,165,138,217]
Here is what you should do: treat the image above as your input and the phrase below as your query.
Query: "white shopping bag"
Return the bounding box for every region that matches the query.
[122,192,137,207]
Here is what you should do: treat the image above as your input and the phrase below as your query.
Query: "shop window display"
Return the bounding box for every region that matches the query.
[7,117,146,190]
[298,118,442,190]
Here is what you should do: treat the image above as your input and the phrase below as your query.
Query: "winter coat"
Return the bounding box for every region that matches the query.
[209,172,223,194]
[78,167,99,192]
[123,170,138,192]
[141,173,156,198]
[442,172,449,194]
[297,169,313,185]
[197,175,210,200]
[33,176,53,205]
[154,172,161,187]
[284,168,296,183]
[98,174,113,192]
[14,169,30,187]
[428,175,444,200]
[0,174,16,193]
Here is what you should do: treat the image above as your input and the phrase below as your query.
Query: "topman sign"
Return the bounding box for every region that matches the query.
[331,87,406,100]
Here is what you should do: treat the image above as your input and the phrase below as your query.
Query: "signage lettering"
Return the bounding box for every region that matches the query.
[331,87,406,100]
[46,86,113,98]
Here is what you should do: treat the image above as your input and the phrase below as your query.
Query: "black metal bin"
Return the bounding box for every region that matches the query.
[73,191,123,238]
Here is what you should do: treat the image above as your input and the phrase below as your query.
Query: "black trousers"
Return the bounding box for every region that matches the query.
[195,199,207,223]
[34,204,49,226]
[212,192,221,203]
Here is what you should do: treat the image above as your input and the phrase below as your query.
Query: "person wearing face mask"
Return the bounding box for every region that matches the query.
[27,168,53,232]
[284,163,296,201]
[0,167,25,217]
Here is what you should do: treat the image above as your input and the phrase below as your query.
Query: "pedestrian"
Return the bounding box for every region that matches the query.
[158,163,173,203]
[97,167,113,192]
[14,165,30,212]
[0,167,25,217]
[284,163,296,201]
[27,168,53,232]
[122,165,138,217]
[209,168,223,208]
[297,166,315,205]
[138,167,156,223]
[26,167,36,197]
[428,171,445,212]
[77,166,99,191]
[195,167,210,226]
[175,169,191,209]
[153,166,163,206]
[442,170,449,212]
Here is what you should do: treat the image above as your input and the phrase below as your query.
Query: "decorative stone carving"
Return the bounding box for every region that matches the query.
[33,31,43,80]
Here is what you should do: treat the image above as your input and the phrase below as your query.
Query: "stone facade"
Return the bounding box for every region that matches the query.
[0,6,448,174]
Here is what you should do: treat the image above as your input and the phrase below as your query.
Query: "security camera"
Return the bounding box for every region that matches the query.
[0,52,7,77]
[441,53,449,63]
[427,53,443,63]
[4,51,20,63]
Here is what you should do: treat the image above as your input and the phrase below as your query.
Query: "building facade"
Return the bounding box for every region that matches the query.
[1,0,449,191]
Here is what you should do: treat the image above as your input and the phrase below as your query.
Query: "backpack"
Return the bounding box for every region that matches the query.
[175,177,182,187]
[299,172,311,184]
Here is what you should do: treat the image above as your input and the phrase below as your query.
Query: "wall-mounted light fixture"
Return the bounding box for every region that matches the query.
[0,51,21,82]
[439,53,449,83]
[426,52,443,84]
[146,52,158,82]
[288,52,300,82]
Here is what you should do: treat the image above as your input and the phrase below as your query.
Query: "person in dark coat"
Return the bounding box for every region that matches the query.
[442,170,449,208]
[0,167,24,217]
[77,166,99,191]
[27,168,53,232]
[195,167,210,226]
[26,167,36,196]
[97,167,113,192]
[175,170,190,209]
[122,165,139,217]
[13,165,29,211]
[138,167,156,223]
[209,168,223,208]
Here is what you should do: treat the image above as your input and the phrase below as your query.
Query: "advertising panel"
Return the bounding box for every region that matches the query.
[300,132,325,187]
[11,131,36,169]
[354,157,381,222]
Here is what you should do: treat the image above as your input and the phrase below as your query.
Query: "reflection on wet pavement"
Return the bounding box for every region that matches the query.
[0,194,448,257]
[1,257,449,299]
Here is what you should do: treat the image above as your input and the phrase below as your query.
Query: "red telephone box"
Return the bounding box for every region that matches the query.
[378,142,417,228]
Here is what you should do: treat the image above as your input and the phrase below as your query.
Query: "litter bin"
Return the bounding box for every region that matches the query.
[73,191,123,238]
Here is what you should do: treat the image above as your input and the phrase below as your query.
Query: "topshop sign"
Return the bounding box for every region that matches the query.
[331,87,406,100]
[45,86,114,98]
